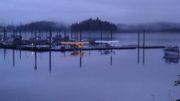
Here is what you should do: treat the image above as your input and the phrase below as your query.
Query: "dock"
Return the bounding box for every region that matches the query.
[0,45,166,52]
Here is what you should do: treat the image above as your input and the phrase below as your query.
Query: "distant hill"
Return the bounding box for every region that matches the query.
[71,18,117,32]
[1,21,180,33]
[16,21,69,32]
[117,22,180,32]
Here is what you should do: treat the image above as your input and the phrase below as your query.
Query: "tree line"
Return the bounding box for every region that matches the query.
[71,18,117,32]
[0,18,117,33]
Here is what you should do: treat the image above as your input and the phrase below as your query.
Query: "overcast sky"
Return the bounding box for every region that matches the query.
[0,0,180,24]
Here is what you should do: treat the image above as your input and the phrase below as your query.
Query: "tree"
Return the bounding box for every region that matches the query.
[71,18,117,32]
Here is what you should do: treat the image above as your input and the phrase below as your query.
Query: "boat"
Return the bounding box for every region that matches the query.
[94,40,120,47]
[164,46,180,57]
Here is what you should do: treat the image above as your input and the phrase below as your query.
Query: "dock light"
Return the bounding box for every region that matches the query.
[32,43,34,46]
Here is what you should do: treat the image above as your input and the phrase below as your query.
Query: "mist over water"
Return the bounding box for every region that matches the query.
[0,0,180,24]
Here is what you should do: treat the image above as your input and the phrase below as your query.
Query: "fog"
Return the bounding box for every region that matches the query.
[0,0,180,24]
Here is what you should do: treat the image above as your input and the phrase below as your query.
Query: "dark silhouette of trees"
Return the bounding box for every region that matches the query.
[71,18,117,32]
[16,21,68,32]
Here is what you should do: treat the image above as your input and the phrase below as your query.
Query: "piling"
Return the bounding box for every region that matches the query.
[49,51,52,72]
[80,31,82,42]
[34,31,37,48]
[70,31,73,40]
[3,49,6,60]
[110,30,112,41]
[143,31,145,64]
[137,31,140,64]
[3,27,6,41]
[100,30,103,41]
[79,31,83,67]
[34,52,37,71]
[49,28,52,48]
[12,49,15,67]
[80,50,82,68]
[110,50,113,66]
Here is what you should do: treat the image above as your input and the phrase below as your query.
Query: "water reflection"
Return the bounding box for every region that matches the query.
[4,49,6,60]
[19,50,22,60]
[0,48,180,101]
[71,51,84,56]
[80,50,82,68]
[12,49,15,67]
[100,50,115,55]
[164,56,180,64]
[1,48,180,72]
[34,51,37,71]
[49,51,52,72]
[174,75,180,86]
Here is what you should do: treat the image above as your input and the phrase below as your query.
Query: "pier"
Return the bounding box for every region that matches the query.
[0,45,165,52]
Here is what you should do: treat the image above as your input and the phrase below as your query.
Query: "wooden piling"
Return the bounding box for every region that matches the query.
[49,51,52,72]
[34,52,37,71]
[80,50,82,68]
[12,49,15,67]
[3,49,6,60]
[70,31,73,40]
[110,30,112,41]
[80,31,82,42]
[100,30,103,41]
[49,28,52,48]
[110,30,113,66]
[137,31,140,64]
[110,50,113,66]
[143,31,145,64]
[35,32,37,48]
[3,27,6,41]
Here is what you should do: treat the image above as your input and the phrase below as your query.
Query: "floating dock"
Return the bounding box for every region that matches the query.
[0,45,166,52]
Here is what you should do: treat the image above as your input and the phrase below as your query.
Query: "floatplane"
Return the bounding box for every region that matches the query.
[60,41,89,48]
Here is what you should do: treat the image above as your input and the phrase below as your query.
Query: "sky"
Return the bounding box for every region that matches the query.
[0,0,180,24]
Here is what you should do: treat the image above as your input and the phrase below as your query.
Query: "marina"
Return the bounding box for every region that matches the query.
[1,0,180,101]
[0,29,167,52]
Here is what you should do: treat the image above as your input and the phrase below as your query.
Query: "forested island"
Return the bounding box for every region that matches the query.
[1,18,180,33]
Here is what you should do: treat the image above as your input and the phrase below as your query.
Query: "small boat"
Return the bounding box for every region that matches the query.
[164,46,180,57]
[94,40,120,47]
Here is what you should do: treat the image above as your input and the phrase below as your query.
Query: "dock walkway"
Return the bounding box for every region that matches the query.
[0,45,165,52]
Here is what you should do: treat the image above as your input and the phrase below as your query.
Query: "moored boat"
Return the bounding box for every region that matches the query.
[164,46,180,57]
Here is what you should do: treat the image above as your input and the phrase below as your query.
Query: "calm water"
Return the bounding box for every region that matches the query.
[0,33,180,101]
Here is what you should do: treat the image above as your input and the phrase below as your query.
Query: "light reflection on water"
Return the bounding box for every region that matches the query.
[0,33,180,101]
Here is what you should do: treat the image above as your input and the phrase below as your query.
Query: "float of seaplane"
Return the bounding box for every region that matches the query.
[60,41,89,48]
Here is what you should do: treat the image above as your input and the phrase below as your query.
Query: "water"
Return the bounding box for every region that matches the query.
[0,33,180,101]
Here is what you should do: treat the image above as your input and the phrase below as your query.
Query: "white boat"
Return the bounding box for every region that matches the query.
[164,46,180,57]
[94,40,120,47]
